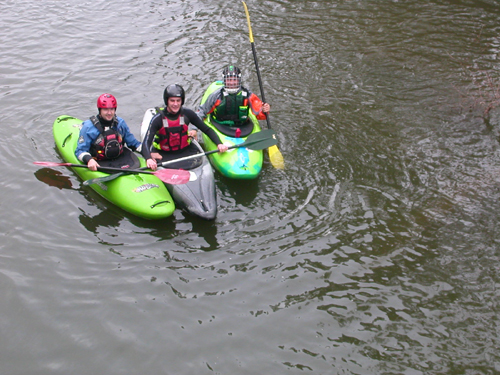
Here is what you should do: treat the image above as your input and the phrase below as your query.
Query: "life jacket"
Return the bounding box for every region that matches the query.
[153,107,190,151]
[212,90,249,127]
[89,116,124,160]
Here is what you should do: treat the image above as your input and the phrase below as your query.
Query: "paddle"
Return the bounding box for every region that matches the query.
[33,162,191,185]
[79,129,278,185]
[159,128,278,167]
[242,1,285,170]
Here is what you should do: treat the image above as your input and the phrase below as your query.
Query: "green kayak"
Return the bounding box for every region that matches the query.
[53,115,175,220]
[199,81,264,179]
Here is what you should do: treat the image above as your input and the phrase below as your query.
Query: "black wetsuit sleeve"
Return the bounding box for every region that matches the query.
[82,154,92,164]
[141,115,162,160]
[184,108,222,145]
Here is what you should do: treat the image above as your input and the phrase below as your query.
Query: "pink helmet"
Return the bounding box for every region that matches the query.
[97,93,117,109]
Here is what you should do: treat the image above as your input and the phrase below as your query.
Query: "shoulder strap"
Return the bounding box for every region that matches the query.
[155,107,166,117]
[89,115,104,134]
[156,107,186,125]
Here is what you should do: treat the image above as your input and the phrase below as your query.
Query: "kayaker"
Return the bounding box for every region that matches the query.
[75,93,142,171]
[197,65,270,127]
[142,84,228,171]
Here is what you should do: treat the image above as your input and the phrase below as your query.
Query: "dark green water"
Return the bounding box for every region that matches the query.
[1,0,500,373]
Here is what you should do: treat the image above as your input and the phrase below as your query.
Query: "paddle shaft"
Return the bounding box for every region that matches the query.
[251,45,273,128]
[79,130,276,185]
[243,1,284,170]
[54,163,158,176]
[243,1,271,130]
[159,134,274,167]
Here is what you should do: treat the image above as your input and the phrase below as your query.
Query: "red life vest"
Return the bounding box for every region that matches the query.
[153,107,190,151]
[89,116,124,160]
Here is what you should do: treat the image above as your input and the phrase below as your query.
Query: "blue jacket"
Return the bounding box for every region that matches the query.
[75,116,141,163]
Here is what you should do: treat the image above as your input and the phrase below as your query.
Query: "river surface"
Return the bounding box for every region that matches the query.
[1,0,500,374]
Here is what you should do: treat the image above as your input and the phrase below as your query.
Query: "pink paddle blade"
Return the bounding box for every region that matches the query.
[154,169,191,185]
[34,161,73,167]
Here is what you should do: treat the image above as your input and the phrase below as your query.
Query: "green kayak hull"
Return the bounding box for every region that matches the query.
[53,115,175,220]
[200,81,264,179]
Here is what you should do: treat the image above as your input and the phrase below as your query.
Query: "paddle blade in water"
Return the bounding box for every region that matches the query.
[268,145,285,169]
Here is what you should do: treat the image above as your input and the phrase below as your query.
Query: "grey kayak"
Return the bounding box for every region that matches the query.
[141,108,218,220]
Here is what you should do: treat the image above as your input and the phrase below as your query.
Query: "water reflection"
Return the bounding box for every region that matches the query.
[190,217,219,251]
[3,0,500,373]
[77,195,222,251]
[78,207,127,234]
[34,167,73,190]
[216,174,260,205]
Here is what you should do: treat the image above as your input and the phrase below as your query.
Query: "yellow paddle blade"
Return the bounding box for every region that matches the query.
[243,1,284,170]
[268,145,285,169]
[242,1,254,43]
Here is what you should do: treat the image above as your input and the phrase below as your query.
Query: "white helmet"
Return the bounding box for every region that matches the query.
[222,65,242,94]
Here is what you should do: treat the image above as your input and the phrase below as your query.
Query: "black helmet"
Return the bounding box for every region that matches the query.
[163,84,185,105]
[222,65,242,94]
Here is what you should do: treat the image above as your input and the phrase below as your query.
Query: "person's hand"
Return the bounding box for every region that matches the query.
[262,103,270,113]
[88,159,99,171]
[147,158,157,171]
[217,144,228,153]
[151,152,162,160]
